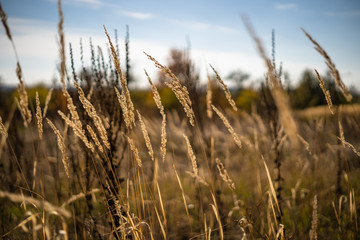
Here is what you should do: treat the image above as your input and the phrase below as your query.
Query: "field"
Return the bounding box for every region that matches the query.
[0,1,359,239]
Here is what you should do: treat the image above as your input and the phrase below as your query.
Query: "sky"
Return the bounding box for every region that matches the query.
[0,0,359,89]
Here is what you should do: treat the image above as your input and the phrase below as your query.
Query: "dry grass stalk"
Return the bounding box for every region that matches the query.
[61,188,100,207]
[0,190,71,218]
[243,17,298,145]
[338,138,360,157]
[145,70,164,114]
[35,92,43,140]
[47,118,70,178]
[0,116,7,137]
[164,80,195,126]
[297,134,312,155]
[0,3,12,41]
[211,105,242,149]
[314,69,334,114]
[338,120,345,147]
[63,89,82,130]
[74,82,110,150]
[302,28,352,102]
[154,206,167,240]
[145,70,167,161]
[1,212,49,239]
[105,180,122,222]
[137,110,154,161]
[15,98,27,127]
[267,192,277,236]
[114,87,133,129]
[144,52,195,126]
[58,110,94,152]
[86,83,94,100]
[273,85,298,145]
[331,201,342,232]
[186,171,209,187]
[156,182,167,228]
[0,3,31,125]
[216,158,235,191]
[172,163,191,226]
[183,134,198,176]
[350,188,358,231]
[263,157,281,215]
[337,121,360,156]
[160,116,167,161]
[43,87,53,118]
[127,136,142,167]
[16,64,32,125]
[104,26,135,127]
[275,224,285,240]
[206,75,213,119]
[210,192,224,240]
[87,125,103,153]
[210,65,237,111]
[309,195,318,240]
[57,0,66,90]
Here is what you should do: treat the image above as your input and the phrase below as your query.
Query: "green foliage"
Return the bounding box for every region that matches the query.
[158,87,179,109]
[236,89,259,111]
[290,69,326,109]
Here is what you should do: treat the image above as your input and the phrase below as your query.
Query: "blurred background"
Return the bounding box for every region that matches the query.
[0,0,359,90]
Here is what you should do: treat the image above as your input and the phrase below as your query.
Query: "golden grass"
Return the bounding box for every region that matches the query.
[309,195,318,240]
[0,116,7,137]
[35,92,43,140]
[58,110,94,152]
[296,104,360,119]
[46,118,70,177]
[137,110,155,161]
[0,190,71,218]
[74,82,110,150]
[145,70,167,162]
[302,28,352,102]
[145,52,195,126]
[183,133,198,176]
[0,4,359,239]
[210,65,237,112]
[211,104,242,149]
[314,69,334,115]
[104,26,135,128]
[215,158,235,191]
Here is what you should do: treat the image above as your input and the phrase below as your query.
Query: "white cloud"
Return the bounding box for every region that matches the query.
[118,11,155,20]
[275,3,297,10]
[74,0,102,4]
[324,10,360,17]
[173,20,238,34]
[1,17,359,90]
[43,0,104,9]
[67,0,104,9]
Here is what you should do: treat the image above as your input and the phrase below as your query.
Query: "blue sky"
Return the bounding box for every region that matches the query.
[0,0,359,89]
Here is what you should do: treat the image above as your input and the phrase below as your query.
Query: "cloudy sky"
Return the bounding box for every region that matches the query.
[0,0,359,89]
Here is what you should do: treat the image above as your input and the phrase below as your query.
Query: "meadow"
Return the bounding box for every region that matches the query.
[0,1,359,239]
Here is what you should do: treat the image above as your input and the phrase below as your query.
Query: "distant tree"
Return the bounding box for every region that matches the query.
[290,69,351,109]
[157,48,203,126]
[290,69,325,109]
[158,48,199,88]
[226,70,250,90]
